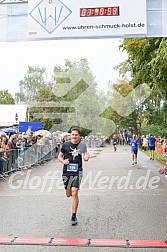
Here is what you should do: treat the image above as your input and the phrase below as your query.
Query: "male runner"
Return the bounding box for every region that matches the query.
[130,134,139,165]
[148,133,156,160]
[58,128,89,225]
[112,135,118,152]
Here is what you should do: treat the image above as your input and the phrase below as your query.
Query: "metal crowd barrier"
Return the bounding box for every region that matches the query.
[0,136,107,180]
[0,140,59,178]
[17,141,59,170]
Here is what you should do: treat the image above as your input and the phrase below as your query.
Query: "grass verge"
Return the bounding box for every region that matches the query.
[140,148,166,165]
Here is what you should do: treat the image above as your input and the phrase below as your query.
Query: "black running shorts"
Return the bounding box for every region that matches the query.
[149,146,155,151]
[62,171,83,189]
[132,149,138,155]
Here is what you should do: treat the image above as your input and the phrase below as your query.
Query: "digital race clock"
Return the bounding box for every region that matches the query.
[80,7,120,17]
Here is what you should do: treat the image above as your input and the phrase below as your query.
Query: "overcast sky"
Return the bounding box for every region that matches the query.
[0,38,128,96]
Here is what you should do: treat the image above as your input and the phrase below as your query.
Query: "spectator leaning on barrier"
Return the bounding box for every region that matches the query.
[7,135,18,172]
[0,135,7,175]
[16,137,25,168]
[51,134,58,158]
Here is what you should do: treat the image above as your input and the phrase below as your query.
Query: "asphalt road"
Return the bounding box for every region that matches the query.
[0,145,167,252]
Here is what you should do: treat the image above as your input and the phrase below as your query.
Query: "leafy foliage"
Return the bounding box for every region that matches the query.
[140,124,167,138]
[28,59,108,134]
[115,38,167,135]
[0,90,15,104]
[15,66,48,104]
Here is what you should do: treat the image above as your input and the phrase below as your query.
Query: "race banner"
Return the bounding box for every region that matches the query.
[28,0,147,39]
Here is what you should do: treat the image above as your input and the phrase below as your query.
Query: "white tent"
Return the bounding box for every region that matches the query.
[0,104,28,127]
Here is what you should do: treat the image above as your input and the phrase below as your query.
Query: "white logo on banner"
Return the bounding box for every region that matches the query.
[29,0,72,34]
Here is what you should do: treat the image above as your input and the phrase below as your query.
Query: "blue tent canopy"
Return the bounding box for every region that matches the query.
[1,128,17,133]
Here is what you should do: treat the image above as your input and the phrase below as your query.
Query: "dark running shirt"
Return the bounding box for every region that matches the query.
[148,136,156,147]
[60,141,87,176]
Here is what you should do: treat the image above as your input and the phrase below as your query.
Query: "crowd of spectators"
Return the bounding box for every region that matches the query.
[1,126,167,180]
[0,129,108,180]
[139,135,167,154]
[0,130,60,179]
[112,131,167,155]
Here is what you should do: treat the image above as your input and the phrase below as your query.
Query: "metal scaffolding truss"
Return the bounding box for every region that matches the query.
[0,0,27,4]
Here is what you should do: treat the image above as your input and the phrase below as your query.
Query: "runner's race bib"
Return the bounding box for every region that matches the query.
[67,163,78,172]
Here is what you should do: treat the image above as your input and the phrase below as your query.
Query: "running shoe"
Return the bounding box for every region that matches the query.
[132,161,135,165]
[135,160,137,164]
[71,216,77,225]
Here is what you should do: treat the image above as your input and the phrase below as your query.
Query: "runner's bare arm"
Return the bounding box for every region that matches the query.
[83,152,89,161]
[58,151,69,165]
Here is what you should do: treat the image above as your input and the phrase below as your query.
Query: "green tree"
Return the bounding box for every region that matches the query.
[29,86,63,131]
[115,38,167,131]
[150,38,167,98]
[0,90,15,104]
[162,101,167,125]
[117,38,162,87]
[15,66,48,104]
[29,59,111,135]
[102,79,139,133]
